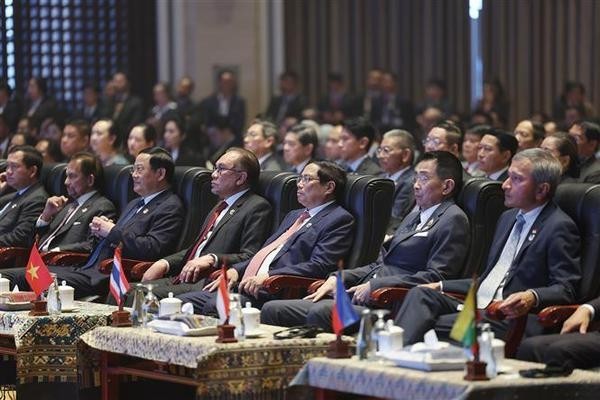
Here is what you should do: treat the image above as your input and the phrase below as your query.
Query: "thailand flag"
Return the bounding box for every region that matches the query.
[331,270,359,335]
[215,265,230,324]
[109,247,130,307]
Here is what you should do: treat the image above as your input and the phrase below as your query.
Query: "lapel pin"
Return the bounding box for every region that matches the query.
[143,209,149,214]
[81,207,87,213]
[528,229,537,241]
[306,222,312,228]
[11,204,16,209]
[229,209,236,215]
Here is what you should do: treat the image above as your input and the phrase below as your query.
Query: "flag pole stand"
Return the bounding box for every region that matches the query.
[216,323,237,343]
[464,360,489,381]
[29,299,49,316]
[111,303,132,327]
[327,334,352,358]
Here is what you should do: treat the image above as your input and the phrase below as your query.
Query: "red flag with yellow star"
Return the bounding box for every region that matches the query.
[25,243,53,296]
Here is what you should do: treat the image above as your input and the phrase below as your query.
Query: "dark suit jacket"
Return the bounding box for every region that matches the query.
[73,100,110,124]
[489,169,509,182]
[0,183,48,247]
[371,94,416,133]
[344,201,469,291]
[578,156,600,184]
[260,153,288,172]
[25,97,59,130]
[353,157,382,176]
[200,94,246,137]
[174,147,205,167]
[37,192,116,253]
[165,191,272,276]
[0,99,21,132]
[385,168,416,233]
[264,94,306,122]
[110,94,144,139]
[232,203,355,280]
[317,93,360,122]
[443,202,581,308]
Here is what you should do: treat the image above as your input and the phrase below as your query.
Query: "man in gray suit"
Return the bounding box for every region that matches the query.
[36,152,116,253]
[0,145,48,248]
[339,117,382,175]
[261,151,469,330]
[568,121,600,183]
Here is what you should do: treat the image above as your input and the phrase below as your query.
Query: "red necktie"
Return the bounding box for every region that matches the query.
[186,201,228,261]
[242,210,310,280]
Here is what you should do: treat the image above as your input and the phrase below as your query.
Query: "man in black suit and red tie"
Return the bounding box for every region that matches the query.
[134,147,273,301]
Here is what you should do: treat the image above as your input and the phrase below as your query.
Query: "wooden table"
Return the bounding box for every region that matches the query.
[80,324,345,400]
[291,356,600,400]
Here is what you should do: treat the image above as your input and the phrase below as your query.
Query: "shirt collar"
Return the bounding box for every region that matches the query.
[75,190,97,206]
[142,189,166,206]
[294,158,311,174]
[16,184,33,196]
[488,166,508,180]
[418,203,442,227]
[224,188,249,207]
[307,200,335,218]
[348,154,369,172]
[387,166,411,183]
[258,152,273,166]
[517,202,547,227]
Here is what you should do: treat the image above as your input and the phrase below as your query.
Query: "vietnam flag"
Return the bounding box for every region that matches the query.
[25,243,54,296]
[331,270,359,335]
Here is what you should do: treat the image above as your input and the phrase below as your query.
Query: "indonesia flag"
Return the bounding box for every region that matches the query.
[331,270,359,335]
[215,265,230,324]
[109,247,130,307]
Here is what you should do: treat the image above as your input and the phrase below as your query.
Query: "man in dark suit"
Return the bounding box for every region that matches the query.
[371,71,416,134]
[517,296,600,372]
[394,148,581,345]
[264,71,306,125]
[109,72,144,140]
[24,77,59,132]
[36,152,116,253]
[244,120,287,171]
[477,129,518,182]
[261,151,469,329]
[73,83,110,124]
[0,81,21,133]
[568,121,600,183]
[0,115,11,159]
[137,147,273,300]
[199,70,246,138]
[5,147,184,298]
[317,72,359,125]
[378,129,416,233]
[0,145,48,248]
[339,117,382,175]
[177,160,355,314]
[283,123,318,174]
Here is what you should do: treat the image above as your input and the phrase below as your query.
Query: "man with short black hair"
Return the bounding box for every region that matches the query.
[261,151,469,330]
[568,121,600,183]
[177,160,355,314]
[283,123,319,173]
[0,145,48,247]
[244,119,287,171]
[60,120,91,159]
[264,71,306,124]
[339,117,382,175]
[477,129,518,181]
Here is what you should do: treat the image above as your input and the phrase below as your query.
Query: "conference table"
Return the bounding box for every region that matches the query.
[0,301,117,399]
[81,324,343,400]
[292,356,600,400]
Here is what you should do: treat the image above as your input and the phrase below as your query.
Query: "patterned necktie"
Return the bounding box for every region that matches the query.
[477,214,526,308]
[242,210,310,280]
[39,201,78,251]
[80,199,145,270]
[186,201,228,261]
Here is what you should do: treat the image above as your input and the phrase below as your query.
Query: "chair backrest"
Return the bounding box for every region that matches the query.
[40,162,67,196]
[173,166,217,250]
[101,164,136,215]
[456,177,506,278]
[554,183,600,302]
[256,171,301,233]
[342,175,394,269]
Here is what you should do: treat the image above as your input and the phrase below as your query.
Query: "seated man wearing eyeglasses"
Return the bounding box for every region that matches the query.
[261,151,469,331]
[176,160,355,314]
[4,147,184,299]
[129,147,273,303]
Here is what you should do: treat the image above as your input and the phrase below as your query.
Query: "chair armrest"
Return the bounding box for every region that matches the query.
[0,247,29,268]
[98,259,156,282]
[263,275,319,295]
[485,300,528,358]
[130,262,154,281]
[370,287,411,308]
[308,279,325,294]
[44,252,89,266]
[485,301,506,320]
[538,305,580,328]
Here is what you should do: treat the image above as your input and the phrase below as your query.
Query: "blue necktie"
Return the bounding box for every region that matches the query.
[80,199,145,270]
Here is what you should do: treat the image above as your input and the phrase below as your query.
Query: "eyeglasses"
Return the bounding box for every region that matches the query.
[422,137,446,147]
[298,174,320,184]
[376,146,402,155]
[131,165,146,175]
[213,165,243,175]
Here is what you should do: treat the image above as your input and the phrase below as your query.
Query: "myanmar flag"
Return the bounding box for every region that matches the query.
[450,282,477,347]
[25,243,54,296]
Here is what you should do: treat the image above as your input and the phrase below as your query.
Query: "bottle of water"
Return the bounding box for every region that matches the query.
[479,323,497,378]
[356,309,373,360]
[131,284,145,327]
[47,275,61,314]
[142,284,159,327]
[229,294,245,340]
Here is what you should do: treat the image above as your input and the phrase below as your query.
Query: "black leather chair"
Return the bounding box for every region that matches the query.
[255,171,301,233]
[455,178,506,278]
[101,164,135,216]
[172,166,217,250]
[41,163,67,196]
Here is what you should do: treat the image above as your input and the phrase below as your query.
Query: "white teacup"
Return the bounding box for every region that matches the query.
[59,281,75,310]
[159,292,182,317]
[0,273,9,293]
[378,326,404,353]
[242,302,260,334]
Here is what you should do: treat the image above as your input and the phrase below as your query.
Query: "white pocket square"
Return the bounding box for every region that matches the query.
[414,231,428,237]
[73,221,81,225]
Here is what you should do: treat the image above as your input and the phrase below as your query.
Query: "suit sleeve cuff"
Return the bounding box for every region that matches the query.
[36,217,50,228]
[582,304,595,320]
[527,289,540,307]
[161,259,170,273]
